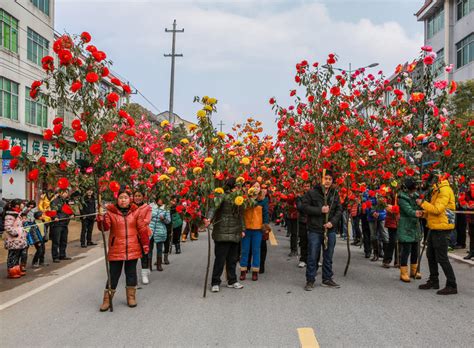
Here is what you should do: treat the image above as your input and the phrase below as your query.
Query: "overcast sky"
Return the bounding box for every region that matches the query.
[55,0,424,135]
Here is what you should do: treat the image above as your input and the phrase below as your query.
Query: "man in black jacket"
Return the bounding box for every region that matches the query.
[296,182,312,268]
[300,170,342,290]
[80,188,96,248]
[50,189,73,262]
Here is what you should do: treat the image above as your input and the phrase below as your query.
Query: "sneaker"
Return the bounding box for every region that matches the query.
[53,259,60,263]
[298,261,306,268]
[211,285,220,292]
[322,279,341,288]
[59,257,72,261]
[436,286,458,295]
[318,261,323,266]
[304,281,315,291]
[81,244,87,248]
[418,280,440,290]
[227,282,244,289]
[87,242,98,246]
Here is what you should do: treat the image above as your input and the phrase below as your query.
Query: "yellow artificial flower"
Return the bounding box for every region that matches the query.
[214,187,224,194]
[207,97,217,105]
[202,96,209,103]
[188,146,195,153]
[234,196,244,206]
[188,124,198,132]
[193,167,203,175]
[391,180,398,188]
[197,110,207,119]
[164,148,173,154]
[203,105,213,111]
[228,151,236,157]
[204,157,214,165]
[160,120,169,127]
[180,138,189,145]
[217,131,225,139]
[241,157,250,165]
[167,166,176,174]
[159,174,170,181]
[236,177,245,184]
[248,187,256,196]
[163,133,171,140]
[233,140,242,146]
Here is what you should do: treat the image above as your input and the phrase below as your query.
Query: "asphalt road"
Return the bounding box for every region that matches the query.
[1,225,473,347]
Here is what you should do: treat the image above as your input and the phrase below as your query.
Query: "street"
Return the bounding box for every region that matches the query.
[1,226,473,347]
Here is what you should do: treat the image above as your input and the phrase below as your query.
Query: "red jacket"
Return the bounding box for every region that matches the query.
[98,204,149,261]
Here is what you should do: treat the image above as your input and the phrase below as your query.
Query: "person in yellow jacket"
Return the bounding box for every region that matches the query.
[38,190,56,241]
[416,171,457,295]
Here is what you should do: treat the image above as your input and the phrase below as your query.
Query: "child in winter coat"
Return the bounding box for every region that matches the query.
[3,200,28,278]
[96,187,150,311]
[26,211,46,268]
[148,197,171,272]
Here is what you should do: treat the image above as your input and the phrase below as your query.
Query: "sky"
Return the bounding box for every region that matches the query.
[55,0,425,135]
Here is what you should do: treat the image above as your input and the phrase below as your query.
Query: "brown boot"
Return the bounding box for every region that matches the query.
[156,256,163,271]
[399,266,410,283]
[126,286,137,307]
[239,270,246,281]
[99,289,115,312]
[252,271,258,281]
[7,266,22,279]
[410,264,421,279]
[163,253,170,265]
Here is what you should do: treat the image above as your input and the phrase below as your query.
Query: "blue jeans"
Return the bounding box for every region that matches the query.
[306,231,336,282]
[240,229,263,272]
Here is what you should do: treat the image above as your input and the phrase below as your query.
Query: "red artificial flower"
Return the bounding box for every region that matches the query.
[45,210,57,218]
[74,129,88,142]
[59,50,73,65]
[10,145,22,157]
[61,204,73,215]
[144,163,154,172]
[122,84,132,94]
[80,31,92,43]
[53,123,63,135]
[124,129,136,137]
[86,72,99,83]
[9,158,19,169]
[39,156,46,164]
[428,142,437,151]
[70,80,82,92]
[57,177,69,190]
[59,161,68,171]
[101,67,110,77]
[118,110,129,118]
[444,149,452,157]
[411,92,425,102]
[129,159,141,170]
[176,205,185,213]
[0,139,10,150]
[391,205,400,214]
[43,129,53,140]
[89,142,103,155]
[330,86,340,96]
[339,101,349,110]
[449,81,457,94]
[92,51,107,62]
[103,131,117,143]
[106,92,119,104]
[41,56,54,71]
[290,90,297,97]
[28,169,39,181]
[126,117,135,127]
[29,88,39,99]
[109,181,120,192]
[71,119,82,130]
[86,44,97,53]
[52,117,63,125]
[423,55,434,65]
[123,148,139,163]
[110,77,122,86]
[269,97,276,105]
[31,80,42,89]
[300,170,309,181]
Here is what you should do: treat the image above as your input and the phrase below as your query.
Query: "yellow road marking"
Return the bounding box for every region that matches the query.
[269,229,278,246]
[297,328,320,348]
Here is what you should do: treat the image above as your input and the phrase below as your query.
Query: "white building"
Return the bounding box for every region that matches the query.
[416,0,474,82]
[1,0,126,200]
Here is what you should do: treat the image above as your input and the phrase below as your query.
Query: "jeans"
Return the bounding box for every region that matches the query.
[306,231,336,282]
[369,220,389,243]
[400,242,418,266]
[352,215,362,241]
[288,219,298,252]
[107,259,138,289]
[383,227,398,264]
[211,241,239,286]
[240,229,263,271]
[427,230,457,288]
[32,242,45,265]
[298,222,308,263]
[50,225,69,260]
[80,218,95,245]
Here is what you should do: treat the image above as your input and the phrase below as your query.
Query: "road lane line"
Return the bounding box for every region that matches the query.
[297,328,320,348]
[0,256,104,312]
[269,229,278,246]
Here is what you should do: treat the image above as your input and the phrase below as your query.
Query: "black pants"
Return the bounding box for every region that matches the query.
[7,249,22,269]
[260,239,268,271]
[32,242,46,265]
[288,218,298,252]
[80,218,95,245]
[399,242,418,266]
[361,214,371,255]
[107,259,138,289]
[383,227,398,264]
[469,223,474,252]
[352,215,362,241]
[455,213,467,247]
[164,225,172,254]
[299,222,308,262]
[426,230,457,288]
[172,226,182,245]
[211,241,239,286]
[50,225,69,260]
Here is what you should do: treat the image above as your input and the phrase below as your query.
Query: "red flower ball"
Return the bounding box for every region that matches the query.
[28,169,39,181]
[70,80,82,93]
[74,130,88,142]
[61,204,73,215]
[107,92,119,104]
[0,139,10,150]
[71,119,82,130]
[103,131,117,143]
[10,145,22,157]
[43,129,53,140]
[86,72,99,83]
[9,158,19,169]
[80,31,92,43]
[57,177,69,190]
[89,142,103,155]
[109,181,120,192]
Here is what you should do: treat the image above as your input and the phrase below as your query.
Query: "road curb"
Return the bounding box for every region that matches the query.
[448,253,474,266]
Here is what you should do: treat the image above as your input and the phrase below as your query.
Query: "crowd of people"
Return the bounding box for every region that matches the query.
[1,171,472,310]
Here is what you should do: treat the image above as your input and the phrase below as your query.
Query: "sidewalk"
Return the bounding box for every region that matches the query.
[0,220,104,293]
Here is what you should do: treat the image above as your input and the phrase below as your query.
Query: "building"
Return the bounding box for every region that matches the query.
[416,0,474,82]
[1,0,125,200]
[155,111,195,129]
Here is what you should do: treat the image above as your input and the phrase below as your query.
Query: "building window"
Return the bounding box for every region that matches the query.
[457,0,474,20]
[0,77,19,120]
[456,33,474,68]
[25,87,48,127]
[30,0,50,16]
[427,7,444,39]
[27,28,49,65]
[432,49,445,76]
[0,10,19,53]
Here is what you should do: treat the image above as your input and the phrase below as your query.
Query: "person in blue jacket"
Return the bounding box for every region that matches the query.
[363,188,388,262]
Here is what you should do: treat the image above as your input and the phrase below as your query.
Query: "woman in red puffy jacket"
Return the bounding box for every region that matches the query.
[97,187,150,311]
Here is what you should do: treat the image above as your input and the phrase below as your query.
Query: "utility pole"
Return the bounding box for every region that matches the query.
[217,120,225,132]
[164,19,184,123]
